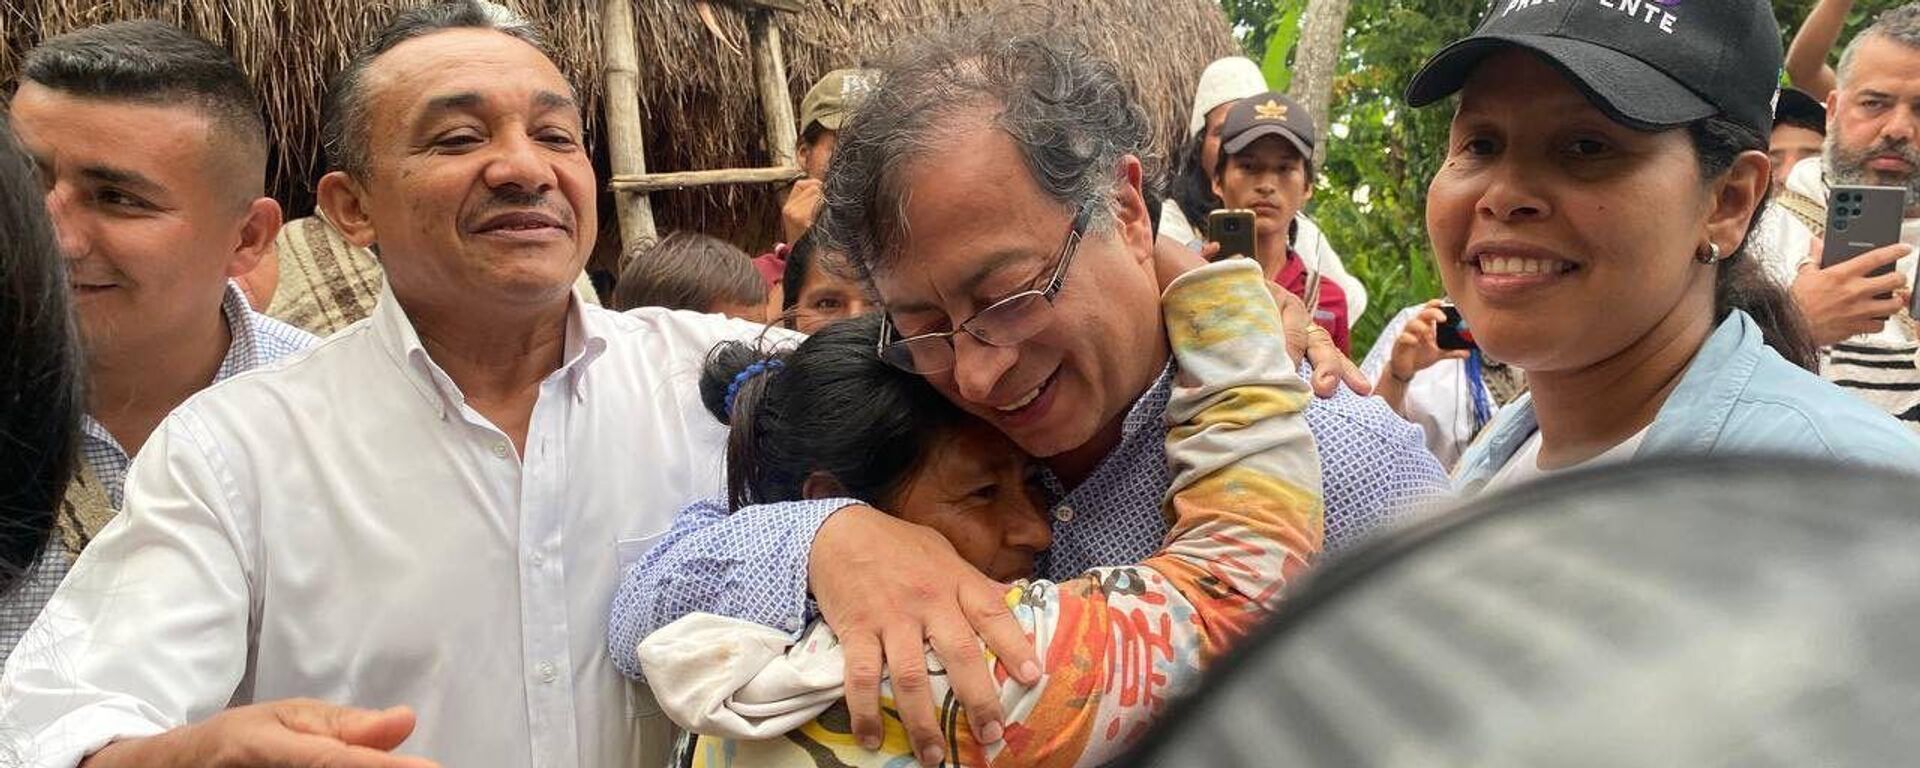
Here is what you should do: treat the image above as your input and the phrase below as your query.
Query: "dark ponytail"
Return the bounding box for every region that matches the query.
[699,340,790,510]
[1689,116,1821,372]
[0,113,80,596]
[697,314,969,511]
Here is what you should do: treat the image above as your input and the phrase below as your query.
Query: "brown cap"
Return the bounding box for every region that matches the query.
[799,68,878,135]
[1219,92,1317,161]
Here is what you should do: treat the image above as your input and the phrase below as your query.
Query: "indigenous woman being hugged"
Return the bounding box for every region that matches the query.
[636,256,1323,766]
[1403,0,1920,492]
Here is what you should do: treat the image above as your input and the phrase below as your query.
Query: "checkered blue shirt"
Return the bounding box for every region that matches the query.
[608,366,1449,680]
[1,282,316,661]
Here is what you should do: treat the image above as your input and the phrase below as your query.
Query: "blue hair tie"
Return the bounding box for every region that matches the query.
[724,359,784,421]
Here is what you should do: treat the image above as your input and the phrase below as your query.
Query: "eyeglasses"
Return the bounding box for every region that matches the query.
[877,206,1091,374]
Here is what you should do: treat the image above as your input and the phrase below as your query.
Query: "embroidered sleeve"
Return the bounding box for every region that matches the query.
[968,259,1324,766]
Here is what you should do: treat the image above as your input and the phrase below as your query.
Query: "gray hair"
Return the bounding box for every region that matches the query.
[1836,3,1920,87]
[816,11,1157,281]
[321,0,551,179]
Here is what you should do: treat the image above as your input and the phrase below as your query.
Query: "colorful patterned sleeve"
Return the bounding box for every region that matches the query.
[967,257,1324,767]
[677,259,1323,767]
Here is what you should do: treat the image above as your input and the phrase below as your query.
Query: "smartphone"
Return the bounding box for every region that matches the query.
[1913,268,1920,319]
[1436,304,1476,351]
[1823,185,1905,277]
[1207,209,1257,263]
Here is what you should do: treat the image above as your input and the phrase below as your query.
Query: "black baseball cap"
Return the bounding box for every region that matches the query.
[1775,87,1827,133]
[1405,0,1782,138]
[1218,92,1317,161]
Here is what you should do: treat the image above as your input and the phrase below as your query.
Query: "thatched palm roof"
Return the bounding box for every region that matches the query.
[0,1,1237,258]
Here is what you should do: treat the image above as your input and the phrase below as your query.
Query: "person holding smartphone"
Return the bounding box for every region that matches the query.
[1211,92,1352,352]
[1362,299,1529,468]
[1757,3,1920,432]
[1404,0,1920,492]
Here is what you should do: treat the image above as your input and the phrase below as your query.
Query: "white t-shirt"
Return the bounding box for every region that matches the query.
[1483,425,1650,493]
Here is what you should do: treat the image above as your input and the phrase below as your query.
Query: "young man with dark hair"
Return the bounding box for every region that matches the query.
[0,20,313,660]
[1771,87,1827,195]
[1211,91,1352,352]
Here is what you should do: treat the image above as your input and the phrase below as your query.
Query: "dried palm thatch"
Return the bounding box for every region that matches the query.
[0,0,1237,259]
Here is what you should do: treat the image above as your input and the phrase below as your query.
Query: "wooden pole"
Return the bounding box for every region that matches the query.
[1288,0,1352,169]
[602,0,658,270]
[749,9,799,170]
[610,166,807,193]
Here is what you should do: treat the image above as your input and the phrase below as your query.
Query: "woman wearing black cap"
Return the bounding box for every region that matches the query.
[1404,0,1920,492]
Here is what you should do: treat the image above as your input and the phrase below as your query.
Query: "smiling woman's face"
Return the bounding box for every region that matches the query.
[1424,50,1720,374]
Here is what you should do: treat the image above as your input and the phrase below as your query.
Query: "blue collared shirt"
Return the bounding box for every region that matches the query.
[1454,310,1920,493]
[608,365,1449,680]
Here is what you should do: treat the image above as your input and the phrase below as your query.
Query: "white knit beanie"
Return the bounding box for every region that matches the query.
[1188,57,1270,138]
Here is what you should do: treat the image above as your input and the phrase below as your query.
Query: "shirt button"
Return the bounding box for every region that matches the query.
[538,661,557,682]
[491,441,509,458]
[1054,505,1075,523]
[531,552,544,566]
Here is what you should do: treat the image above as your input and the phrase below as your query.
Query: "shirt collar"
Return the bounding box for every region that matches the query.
[1038,362,1175,500]
[214,280,266,381]
[80,280,260,465]
[369,281,609,419]
[1454,311,1762,491]
[1638,310,1765,456]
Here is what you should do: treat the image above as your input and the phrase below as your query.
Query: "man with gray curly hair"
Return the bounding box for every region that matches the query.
[610,13,1447,765]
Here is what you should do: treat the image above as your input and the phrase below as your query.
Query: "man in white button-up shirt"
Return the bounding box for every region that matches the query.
[0,4,772,766]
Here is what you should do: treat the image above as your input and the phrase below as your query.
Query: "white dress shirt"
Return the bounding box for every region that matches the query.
[0,284,786,768]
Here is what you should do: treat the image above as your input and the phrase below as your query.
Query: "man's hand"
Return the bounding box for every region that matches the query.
[810,505,1040,766]
[1793,239,1912,347]
[1151,236,1369,397]
[1280,286,1373,397]
[781,178,825,244]
[82,700,438,768]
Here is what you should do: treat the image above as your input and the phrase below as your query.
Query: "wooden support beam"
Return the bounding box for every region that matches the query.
[749,9,800,171]
[720,0,803,14]
[609,166,805,193]
[601,0,658,269]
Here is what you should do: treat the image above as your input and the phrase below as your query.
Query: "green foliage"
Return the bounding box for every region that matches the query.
[1287,0,1478,353]
[1223,0,1284,62]
[1225,0,1914,354]
[1260,2,1304,93]
[1774,0,1909,58]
